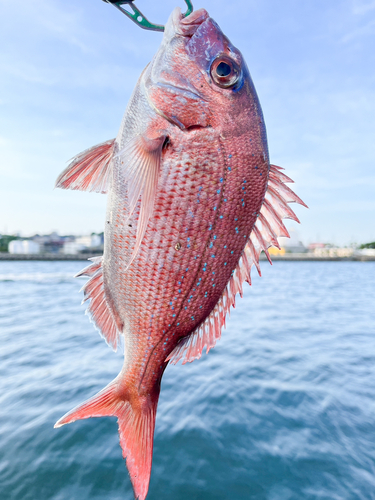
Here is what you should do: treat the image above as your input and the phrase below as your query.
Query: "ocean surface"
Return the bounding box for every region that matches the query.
[0,260,374,500]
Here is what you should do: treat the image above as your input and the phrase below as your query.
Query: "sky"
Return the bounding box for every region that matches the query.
[0,0,374,246]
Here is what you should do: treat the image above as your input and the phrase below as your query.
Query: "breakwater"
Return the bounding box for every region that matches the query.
[0,252,374,261]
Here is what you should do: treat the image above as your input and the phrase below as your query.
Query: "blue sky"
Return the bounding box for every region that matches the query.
[1,0,374,245]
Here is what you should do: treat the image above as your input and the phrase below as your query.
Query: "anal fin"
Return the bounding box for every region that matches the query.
[77,257,122,351]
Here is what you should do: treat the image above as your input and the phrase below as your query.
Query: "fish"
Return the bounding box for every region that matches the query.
[54,6,306,500]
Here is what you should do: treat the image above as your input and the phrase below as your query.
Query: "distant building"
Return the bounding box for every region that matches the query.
[356,248,375,257]
[9,240,40,254]
[311,245,354,258]
[278,227,307,253]
[31,232,65,253]
[76,234,102,248]
[308,243,326,251]
[62,242,86,255]
[63,234,103,255]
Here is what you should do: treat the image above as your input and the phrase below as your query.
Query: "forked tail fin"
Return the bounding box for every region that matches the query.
[54,379,159,500]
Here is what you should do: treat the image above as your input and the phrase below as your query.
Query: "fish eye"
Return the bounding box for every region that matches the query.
[210,56,240,89]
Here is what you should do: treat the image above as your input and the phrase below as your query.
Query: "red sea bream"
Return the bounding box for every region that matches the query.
[54,7,306,500]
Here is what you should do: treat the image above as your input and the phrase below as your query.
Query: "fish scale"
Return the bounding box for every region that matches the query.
[101,126,269,436]
[54,7,306,500]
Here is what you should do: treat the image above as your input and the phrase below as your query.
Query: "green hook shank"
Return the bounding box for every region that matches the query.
[103,1,194,32]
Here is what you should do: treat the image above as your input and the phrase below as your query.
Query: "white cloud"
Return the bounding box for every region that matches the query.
[352,0,375,15]
[341,18,375,42]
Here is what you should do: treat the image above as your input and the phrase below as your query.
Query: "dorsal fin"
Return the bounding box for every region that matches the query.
[76,257,122,351]
[167,164,307,365]
[56,139,115,193]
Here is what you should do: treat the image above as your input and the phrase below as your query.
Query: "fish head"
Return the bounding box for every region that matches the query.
[145,7,261,132]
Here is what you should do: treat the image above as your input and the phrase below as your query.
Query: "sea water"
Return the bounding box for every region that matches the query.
[0,260,374,500]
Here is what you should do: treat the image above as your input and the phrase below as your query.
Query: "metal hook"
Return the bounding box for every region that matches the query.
[102,1,194,32]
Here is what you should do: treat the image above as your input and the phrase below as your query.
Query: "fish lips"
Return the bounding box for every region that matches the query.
[166,7,210,38]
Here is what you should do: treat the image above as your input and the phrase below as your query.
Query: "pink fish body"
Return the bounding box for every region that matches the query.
[55,7,306,500]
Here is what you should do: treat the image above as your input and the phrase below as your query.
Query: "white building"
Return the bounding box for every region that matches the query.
[62,242,85,255]
[76,235,102,248]
[8,240,40,254]
[278,227,306,253]
[63,234,102,255]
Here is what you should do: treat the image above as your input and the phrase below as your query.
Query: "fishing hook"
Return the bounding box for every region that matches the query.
[102,0,194,32]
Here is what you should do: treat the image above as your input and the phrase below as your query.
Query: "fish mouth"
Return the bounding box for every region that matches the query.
[165,7,210,39]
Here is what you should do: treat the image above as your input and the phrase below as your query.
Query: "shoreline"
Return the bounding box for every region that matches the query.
[0,253,374,262]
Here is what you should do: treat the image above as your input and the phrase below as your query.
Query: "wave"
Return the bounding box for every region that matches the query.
[0,273,83,283]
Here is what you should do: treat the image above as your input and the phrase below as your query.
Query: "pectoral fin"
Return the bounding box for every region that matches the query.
[56,139,115,193]
[115,130,166,266]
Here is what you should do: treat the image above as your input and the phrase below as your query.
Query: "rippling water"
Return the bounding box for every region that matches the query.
[1,260,374,499]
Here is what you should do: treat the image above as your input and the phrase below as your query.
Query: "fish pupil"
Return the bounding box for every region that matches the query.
[216,62,231,77]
